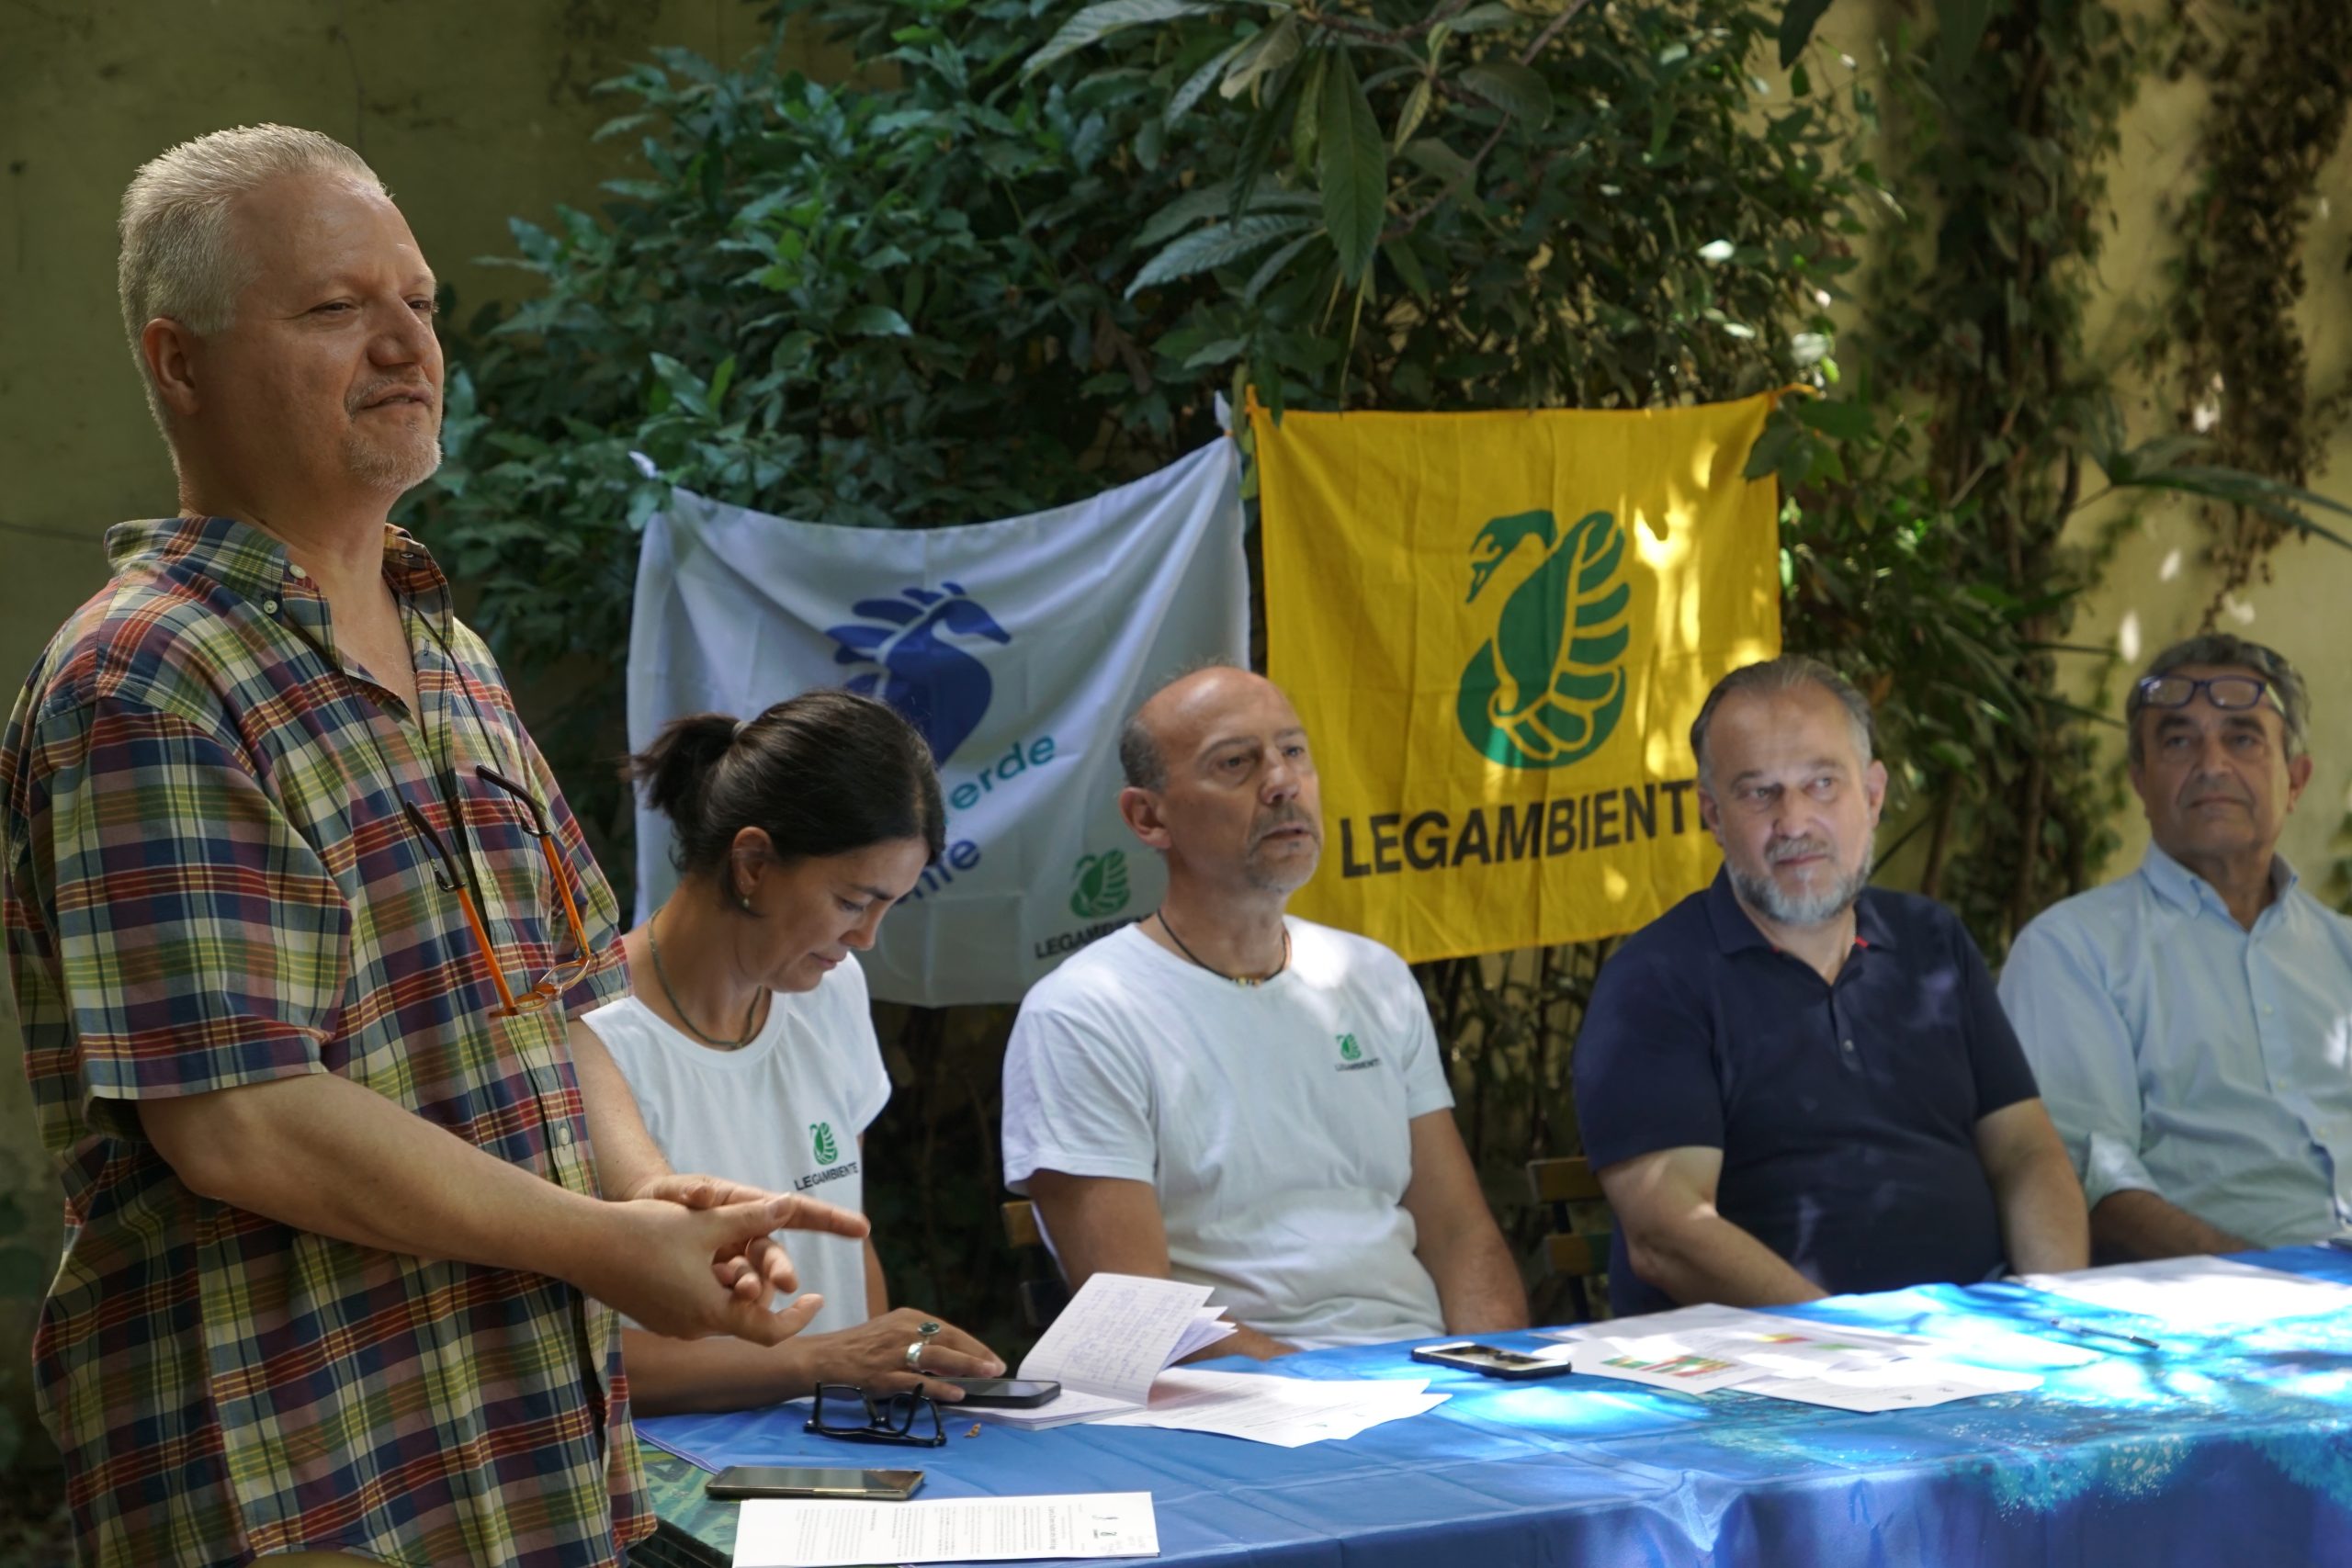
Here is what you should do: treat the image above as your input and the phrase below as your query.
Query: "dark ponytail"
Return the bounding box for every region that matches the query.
[626,690,947,887]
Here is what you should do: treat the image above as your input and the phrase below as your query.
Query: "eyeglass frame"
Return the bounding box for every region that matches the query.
[2132,672,2279,717]
[803,1382,947,1448]
[401,761,594,1017]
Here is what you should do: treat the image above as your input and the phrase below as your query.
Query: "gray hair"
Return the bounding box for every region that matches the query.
[1690,655,1875,790]
[1118,657,1246,792]
[119,125,385,434]
[2126,633,2310,764]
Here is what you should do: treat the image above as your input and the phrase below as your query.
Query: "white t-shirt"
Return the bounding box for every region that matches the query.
[584,959,891,1336]
[1001,917,1454,1348]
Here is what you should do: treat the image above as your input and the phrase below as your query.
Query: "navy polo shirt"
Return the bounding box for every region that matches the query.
[1574,868,2041,1316]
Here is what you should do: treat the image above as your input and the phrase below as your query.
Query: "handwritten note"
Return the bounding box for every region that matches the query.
[1019,1275,1219,1404]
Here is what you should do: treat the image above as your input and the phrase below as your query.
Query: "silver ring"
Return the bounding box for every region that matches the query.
[917,1319,942,1339]
[903,1339,926,1371]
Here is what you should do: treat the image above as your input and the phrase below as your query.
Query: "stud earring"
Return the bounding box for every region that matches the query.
[737,892,754,912]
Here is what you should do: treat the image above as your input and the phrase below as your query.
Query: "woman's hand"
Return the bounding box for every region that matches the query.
[797,1306,1006,1402]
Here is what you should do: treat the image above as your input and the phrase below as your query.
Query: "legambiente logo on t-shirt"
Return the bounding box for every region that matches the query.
[1335,1032,1381,1072]
[797,1121,860,1190]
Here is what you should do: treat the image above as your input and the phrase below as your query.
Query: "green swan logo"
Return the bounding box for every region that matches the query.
[1455,508,1631,769]
[1338,1032,1363,1063]
[1069,851,1131,920]
[810,1122,839,1166]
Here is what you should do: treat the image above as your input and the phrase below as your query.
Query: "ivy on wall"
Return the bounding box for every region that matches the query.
[2165,0,2352,614]
[2160,0,2352,911]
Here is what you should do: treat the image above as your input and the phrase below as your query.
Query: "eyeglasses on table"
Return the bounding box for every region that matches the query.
[804,1383,947,1448]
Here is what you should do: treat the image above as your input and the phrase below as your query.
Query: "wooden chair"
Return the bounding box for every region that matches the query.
[1001,1199,1069,1330]
[1525,1156,1611,1323]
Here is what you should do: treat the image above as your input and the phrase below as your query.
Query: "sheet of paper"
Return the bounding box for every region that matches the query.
[733,1492,1159,1567]
[960,1386,1136,1430]
[1170,1307,1238,1361]
[1547,1306,2038,1408]
[1093,1370,1446,1447]
[1540,1306,1934,1359]
[1019,1274,1216,1404]
[1557,1338,1759,1394]
[2022,1255,2352,1331]
[1751,1359,2042,1414]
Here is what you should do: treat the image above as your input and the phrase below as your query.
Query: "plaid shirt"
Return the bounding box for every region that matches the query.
[2,516,650,1566]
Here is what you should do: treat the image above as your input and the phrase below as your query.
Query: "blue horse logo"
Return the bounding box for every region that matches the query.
[824,581,1012,764]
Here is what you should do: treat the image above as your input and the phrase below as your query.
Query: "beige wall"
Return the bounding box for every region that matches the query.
[0,0,844,1434]
[2062,42,2352,899]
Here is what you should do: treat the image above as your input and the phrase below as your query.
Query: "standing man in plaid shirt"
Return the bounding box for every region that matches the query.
[1,125,864,1566]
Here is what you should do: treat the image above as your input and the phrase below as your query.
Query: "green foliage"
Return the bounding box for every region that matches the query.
[406,0,1868,886]
[2163,0,2352,613]
[407,0,1885,1310]
[413,0,2335,1316]
[1759,0,2156,954]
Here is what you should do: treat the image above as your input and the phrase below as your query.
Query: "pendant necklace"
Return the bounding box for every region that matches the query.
[648,903,763,1047]
[1155,908,1290,987]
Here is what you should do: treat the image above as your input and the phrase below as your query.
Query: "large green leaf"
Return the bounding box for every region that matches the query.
[1127,213,1318,297]
[1934,0,2002,82]
[1778,0,1838,68]
[1220,14,1301,100]
[1166,35,1250,124]
[1139,180,1317,248]
[1023,0,1213,77]
[2108,464,2352,553]
[1392,75,1433,152]
[840,304,913,337]
[1459,60,1553,129]
[1317,50,1387,286]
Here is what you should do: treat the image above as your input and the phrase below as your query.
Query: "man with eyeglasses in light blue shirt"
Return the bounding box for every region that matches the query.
[2000,633,2352,1261]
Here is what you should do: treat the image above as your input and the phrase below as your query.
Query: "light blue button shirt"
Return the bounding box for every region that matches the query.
[1998,843,2352,1247]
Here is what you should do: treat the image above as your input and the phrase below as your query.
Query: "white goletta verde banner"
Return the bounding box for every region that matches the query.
[628,436,1249,1005]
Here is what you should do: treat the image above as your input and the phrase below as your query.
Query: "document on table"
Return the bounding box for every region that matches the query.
[732,1491,1158,1567]
[1093,1369,1449,1448]
[1539,1305,2038,1410]
[2022,1255,2352,1332]
[966,1274,1238,1428]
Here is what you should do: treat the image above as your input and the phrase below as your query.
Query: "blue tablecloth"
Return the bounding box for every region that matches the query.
[639,1247,2352,1567]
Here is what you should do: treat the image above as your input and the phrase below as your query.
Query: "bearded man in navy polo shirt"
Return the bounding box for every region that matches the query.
[1574,657,2088,1315]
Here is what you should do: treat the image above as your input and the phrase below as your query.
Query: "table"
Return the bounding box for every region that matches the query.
[636,1246,2352,1568]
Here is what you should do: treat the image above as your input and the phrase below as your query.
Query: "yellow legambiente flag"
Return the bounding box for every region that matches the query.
[1257,392,1784,961]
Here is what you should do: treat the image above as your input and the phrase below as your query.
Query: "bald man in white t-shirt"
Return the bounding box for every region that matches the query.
[1001,669,1527,1355]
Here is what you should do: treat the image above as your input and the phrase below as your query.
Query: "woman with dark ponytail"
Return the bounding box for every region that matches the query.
[583,690,1003,1413]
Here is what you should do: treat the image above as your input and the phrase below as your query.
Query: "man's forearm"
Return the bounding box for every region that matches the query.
[142,1071,616,1286]
[2091,1189,2252,1262]
[1994,1148,2090,1274]
[1625,1213,1826,1309]
[1423,1228,1530,1335]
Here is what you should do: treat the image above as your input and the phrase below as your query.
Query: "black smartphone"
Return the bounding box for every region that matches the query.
[935,1376,1062,1407]
[1409,1341,1573,1382]
[705,1466,925,1501]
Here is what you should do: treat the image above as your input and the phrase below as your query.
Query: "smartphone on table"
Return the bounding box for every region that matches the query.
[933,1376,1062,1407]
[706,1466,925,1501]
[1409,1340,1573,1381]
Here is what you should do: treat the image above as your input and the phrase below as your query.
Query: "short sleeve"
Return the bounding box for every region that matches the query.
[1573,944,1724,1170]
[1951,916,2039,1116]
[836,961,892,1133]
[1001,996,1156,1191]
[1998,913,2156,1205]
[1380,952,1454,1119]
[35,696,343,1122]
